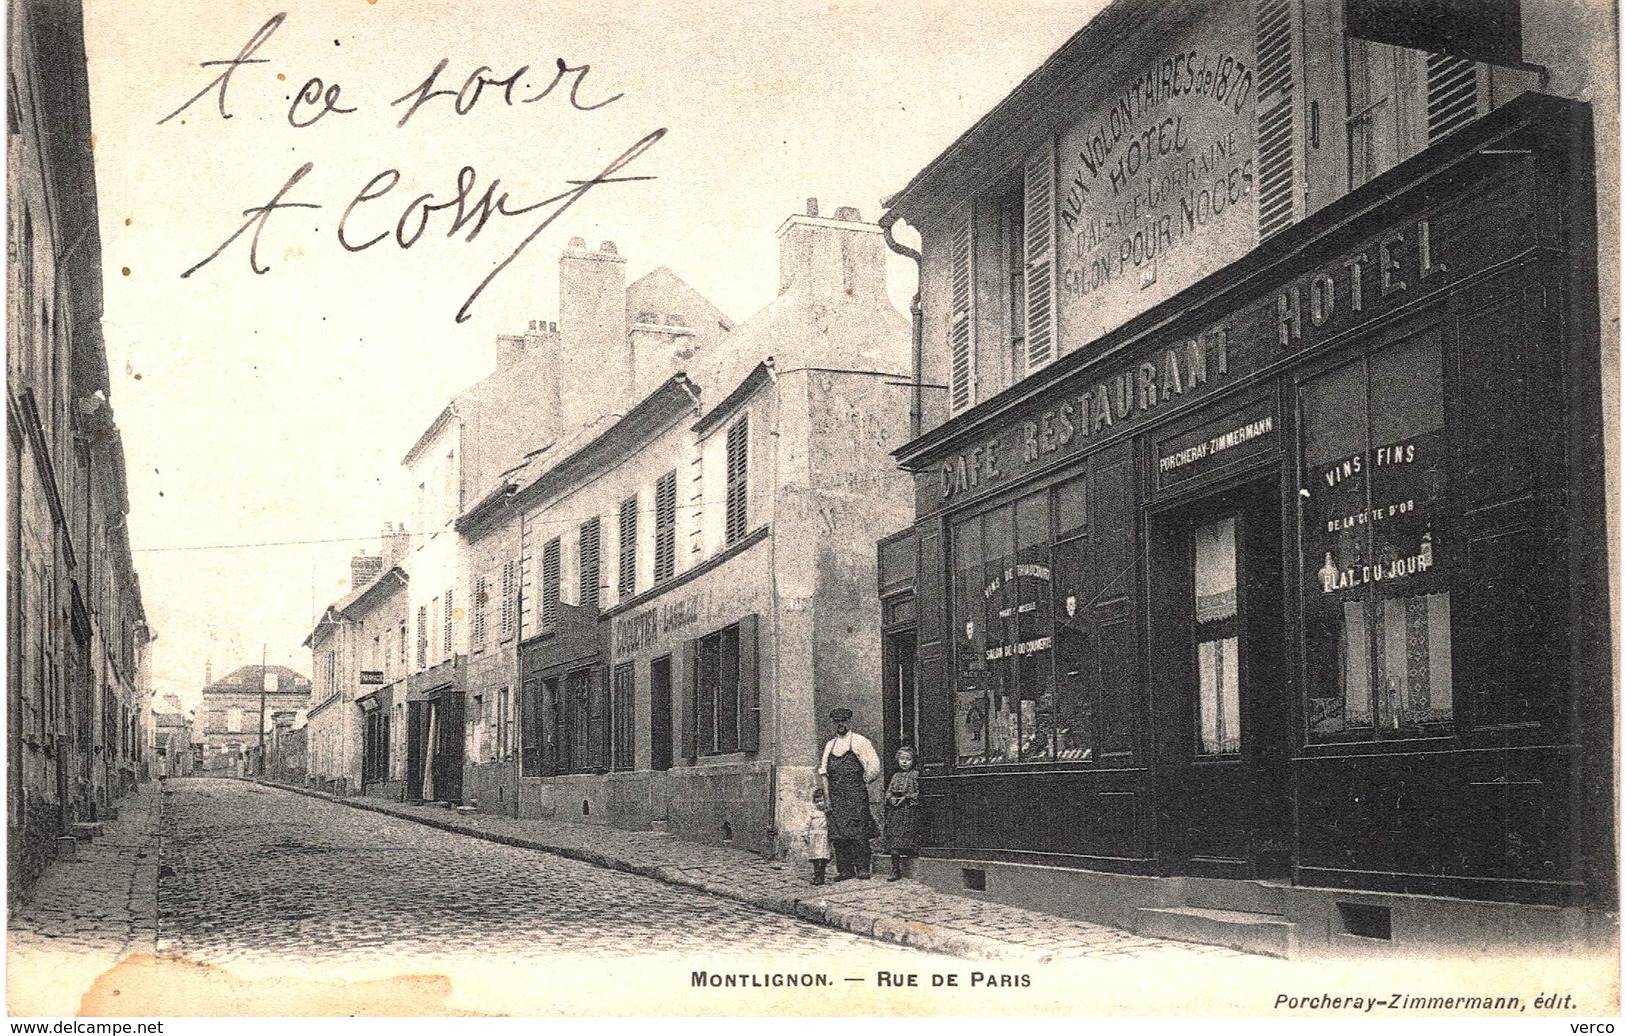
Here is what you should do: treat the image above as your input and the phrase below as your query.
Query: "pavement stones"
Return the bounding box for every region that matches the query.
[257,777,1241,965]
[8,781,165,1016]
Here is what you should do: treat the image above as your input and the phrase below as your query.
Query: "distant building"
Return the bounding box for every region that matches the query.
[6,0,153,900]
[304,530,408,795]
[151,694,194,778]
[196,666,311,776]
[389,241,732,805]
[458,202,914,857]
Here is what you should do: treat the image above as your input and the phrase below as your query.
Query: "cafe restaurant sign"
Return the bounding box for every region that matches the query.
[929,323,1234,509]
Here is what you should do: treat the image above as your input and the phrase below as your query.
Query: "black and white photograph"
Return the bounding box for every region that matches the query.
[5,0,1620,1019]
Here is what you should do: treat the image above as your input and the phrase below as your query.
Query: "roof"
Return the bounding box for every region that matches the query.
[198,664,311,695]
[692,360,772,437]
[458,374,702,536]
[880,0,1165,222]
[401,405,457,467]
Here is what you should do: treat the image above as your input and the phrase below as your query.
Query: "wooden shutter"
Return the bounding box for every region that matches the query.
[680,638,698,762]
[654,471,677,583]
[948,212,975,413]
[737,614,760,753]
[579,517,601,610]
[618,496,638,597]
[500,561,515,639]
[725,420,749,545]
[542,538,561,628]
[1023,140,1056,371]
[472,577,487,644]
[1255,0,1296,240]
[1426,53,1480,143]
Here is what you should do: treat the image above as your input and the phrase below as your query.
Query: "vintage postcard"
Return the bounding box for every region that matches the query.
[6,0,1621,1020]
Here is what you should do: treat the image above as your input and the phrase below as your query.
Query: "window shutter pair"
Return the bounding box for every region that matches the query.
[654,471,678,583]
[948,140,1057,413]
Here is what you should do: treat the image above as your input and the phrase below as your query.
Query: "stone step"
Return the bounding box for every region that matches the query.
[1180,875,1289,914]
[1135,905,1298,959]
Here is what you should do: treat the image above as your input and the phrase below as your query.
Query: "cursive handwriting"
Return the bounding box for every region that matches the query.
[161,12,654,324]
[390,58,623,129]
[181,129,666,323]
[158,12,284,125]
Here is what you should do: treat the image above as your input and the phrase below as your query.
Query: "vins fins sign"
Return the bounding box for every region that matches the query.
[1344,0,1522,67]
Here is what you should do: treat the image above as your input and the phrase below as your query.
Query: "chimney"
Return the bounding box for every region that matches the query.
[351,552,384,590]
[381,521,411,569]
[777,200,886,302]
[558,237,630,424]
[205,661,212,686]
[496,320,561,371]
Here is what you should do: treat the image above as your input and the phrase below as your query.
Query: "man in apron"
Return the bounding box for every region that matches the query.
[817,707,881,880]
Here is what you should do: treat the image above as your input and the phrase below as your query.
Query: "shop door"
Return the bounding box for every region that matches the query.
[405,701,427,802]
[434,694,465,803]
[1152,481,1289,878]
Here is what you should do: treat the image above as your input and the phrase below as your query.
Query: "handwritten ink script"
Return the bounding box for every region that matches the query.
[161,13,663,324]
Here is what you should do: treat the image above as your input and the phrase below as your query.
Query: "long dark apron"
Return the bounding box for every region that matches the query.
[826,748,877,839]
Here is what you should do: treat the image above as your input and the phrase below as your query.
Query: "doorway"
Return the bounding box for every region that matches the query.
[1151,478,1289,878]
[881,627,918,781]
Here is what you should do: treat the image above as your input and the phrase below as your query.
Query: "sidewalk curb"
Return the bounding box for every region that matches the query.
[244,778,1017,961]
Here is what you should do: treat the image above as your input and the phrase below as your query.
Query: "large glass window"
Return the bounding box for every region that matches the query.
[1300,333,1452,742]
[952,486,1067,766]
[695,624,742,755]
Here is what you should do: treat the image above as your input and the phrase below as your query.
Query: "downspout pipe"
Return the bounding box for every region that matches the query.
[879,213,924,441]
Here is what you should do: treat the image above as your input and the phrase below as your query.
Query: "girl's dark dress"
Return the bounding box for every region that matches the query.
[882,769,920,854]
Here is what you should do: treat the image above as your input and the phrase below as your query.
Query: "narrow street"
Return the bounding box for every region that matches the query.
[157,778,946,966]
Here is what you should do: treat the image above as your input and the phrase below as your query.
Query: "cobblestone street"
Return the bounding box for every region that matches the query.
[156,778,944,966]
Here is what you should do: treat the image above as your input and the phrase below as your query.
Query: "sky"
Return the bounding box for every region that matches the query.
[81,0,1105,710]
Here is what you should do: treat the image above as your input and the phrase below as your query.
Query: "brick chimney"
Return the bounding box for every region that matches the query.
[381,521,410,569]
[558,238,630,424]
[777,199,886,303]
[350,552,384,590]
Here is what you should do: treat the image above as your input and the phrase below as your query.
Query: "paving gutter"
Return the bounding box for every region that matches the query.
[246,778,1023,961]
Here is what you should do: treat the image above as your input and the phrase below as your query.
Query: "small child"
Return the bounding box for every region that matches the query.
[882,745,920,881]
[803,787,833,885]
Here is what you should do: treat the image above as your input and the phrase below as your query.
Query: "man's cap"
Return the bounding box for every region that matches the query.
[829,707,854,722]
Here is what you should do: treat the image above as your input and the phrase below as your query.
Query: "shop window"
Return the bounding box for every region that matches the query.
[1193,518,1241,755]
[612,663,635,771]
[1299,332,1452,742]
[952,488,1057,765]
[692,618,759,756]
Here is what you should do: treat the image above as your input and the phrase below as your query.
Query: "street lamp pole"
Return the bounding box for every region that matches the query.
[258,643,267,776]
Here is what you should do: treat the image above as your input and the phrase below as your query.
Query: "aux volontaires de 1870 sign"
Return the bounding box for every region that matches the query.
[1057,0,1259,347]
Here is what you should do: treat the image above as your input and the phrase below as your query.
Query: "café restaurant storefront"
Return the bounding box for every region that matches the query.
[892,95,1612,954]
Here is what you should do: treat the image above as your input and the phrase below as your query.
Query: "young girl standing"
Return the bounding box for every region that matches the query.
[882,745,920,881]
